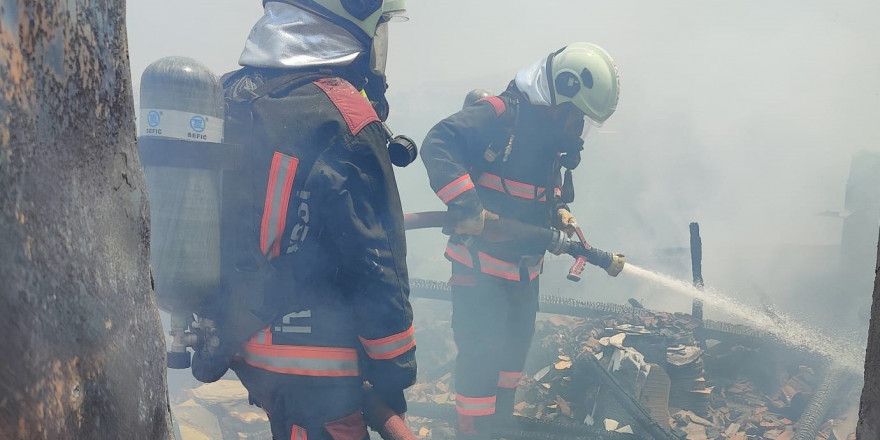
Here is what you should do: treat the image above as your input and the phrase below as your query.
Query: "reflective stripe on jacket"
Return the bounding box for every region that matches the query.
[476,172,556,202]
[359,324,416,360]
[241,328,360,377]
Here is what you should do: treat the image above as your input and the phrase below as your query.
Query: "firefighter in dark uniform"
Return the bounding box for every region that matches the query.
[205,2,416,439]
[421,43,625,439]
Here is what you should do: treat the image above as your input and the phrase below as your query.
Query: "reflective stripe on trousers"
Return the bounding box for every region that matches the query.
[455,393,496,416]
[497,371,522,389]
[359,324,416,360]
[445,243,542,282]
[291,425,308,440]
[242,328,359,377]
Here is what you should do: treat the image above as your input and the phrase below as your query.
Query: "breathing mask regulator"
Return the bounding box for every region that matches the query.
[281,0,418,166]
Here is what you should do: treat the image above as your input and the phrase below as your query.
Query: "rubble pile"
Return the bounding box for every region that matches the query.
[406,305,858,440]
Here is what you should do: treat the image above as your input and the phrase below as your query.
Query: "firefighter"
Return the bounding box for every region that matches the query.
[421,42,623,439]
[208,1,416,439]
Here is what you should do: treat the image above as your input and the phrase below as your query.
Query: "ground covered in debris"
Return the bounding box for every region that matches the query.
[168,297,859,440]
[405,298,860,440]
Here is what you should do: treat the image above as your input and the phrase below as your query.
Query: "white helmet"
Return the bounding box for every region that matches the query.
[546,42,620,125]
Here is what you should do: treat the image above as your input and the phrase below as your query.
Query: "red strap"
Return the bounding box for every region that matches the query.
[314,78,379,135]
[477,96,506,117]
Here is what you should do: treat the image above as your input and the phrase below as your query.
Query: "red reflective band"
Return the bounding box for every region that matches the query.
[436,174,475,204]
[477,252,520,281]
[291,425,308,440]
[260,152,299,258]
[455,394,496,416]
[359,324,416,360]
[445,243,474,267]
[528,259,543,281]
[554,187,562,198]
[497,371,523,389]
[251,327,274,345]
[446,243,543,282]
[241,342,360,377]
[477,96,506,117]
[476,173,547,201]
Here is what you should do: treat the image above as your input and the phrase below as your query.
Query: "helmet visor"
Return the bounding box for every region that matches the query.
[580,118,593,141]
[369,20,389,75]
[580,114,603,140]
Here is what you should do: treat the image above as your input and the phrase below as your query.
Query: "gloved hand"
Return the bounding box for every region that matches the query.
[454,209,499,235]
[606,253,626,277]
[555,208,577,237]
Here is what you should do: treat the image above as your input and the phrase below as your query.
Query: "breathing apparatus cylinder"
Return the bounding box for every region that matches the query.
[138,56,226,369]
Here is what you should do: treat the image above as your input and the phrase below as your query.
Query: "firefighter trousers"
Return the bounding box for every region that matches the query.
[235,364,369,440]
[451,275,539,436]
[231,296,369,440]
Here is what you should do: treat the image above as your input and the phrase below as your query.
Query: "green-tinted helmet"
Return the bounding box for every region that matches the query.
[547,42,620,125]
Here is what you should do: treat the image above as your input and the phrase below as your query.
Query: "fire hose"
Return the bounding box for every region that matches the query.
[363,386,418,440]
[403,211,625,279]
[792,367,845,440]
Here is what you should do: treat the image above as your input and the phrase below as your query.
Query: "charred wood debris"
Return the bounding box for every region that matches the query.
[403,279,861,440]
[168,277,861,440]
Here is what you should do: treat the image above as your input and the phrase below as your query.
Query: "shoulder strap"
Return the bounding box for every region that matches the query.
[480,94,519,165]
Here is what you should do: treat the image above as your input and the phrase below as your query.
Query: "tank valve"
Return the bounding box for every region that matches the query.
[167,313,203,369]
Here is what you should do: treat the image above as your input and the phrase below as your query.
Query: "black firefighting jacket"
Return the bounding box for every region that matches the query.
[421,86,575,283]
[221,67,416,409]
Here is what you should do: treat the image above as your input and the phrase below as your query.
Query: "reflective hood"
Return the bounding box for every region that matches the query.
[239,3,365,69]
[514,56,553,107]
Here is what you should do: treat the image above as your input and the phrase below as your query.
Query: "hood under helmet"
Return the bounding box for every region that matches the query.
[239,0,407,119]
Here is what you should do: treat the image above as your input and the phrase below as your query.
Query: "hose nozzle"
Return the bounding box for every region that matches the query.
[606,253,626,277]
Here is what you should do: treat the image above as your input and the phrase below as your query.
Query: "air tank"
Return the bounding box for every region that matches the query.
[138,56,225,315]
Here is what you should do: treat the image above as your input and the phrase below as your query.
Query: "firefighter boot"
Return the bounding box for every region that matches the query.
[492,388,517,431]
[456,414,494,440]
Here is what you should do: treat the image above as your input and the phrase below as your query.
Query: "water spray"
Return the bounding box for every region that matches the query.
[620,263,862,371]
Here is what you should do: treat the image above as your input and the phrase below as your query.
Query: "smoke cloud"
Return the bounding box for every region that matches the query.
[127,0,880,343]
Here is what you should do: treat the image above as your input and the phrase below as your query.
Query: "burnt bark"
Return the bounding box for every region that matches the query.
[0,1,171,439]
[858,227,880,439]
